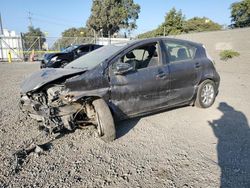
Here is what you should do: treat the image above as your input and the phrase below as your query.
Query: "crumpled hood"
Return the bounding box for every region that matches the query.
[20,68,87,94]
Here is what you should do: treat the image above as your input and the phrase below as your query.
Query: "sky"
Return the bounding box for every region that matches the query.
[0,0,236,37]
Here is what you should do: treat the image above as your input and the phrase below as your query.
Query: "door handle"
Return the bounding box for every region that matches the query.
[156,72,167,79]
[195,62,201,69]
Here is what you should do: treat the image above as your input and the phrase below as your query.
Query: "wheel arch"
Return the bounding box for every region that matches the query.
[199,77,215,85]
[74,94,116,117]
[192,77,216,105]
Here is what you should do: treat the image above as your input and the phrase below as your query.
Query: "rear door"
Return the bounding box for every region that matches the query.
[109,41,170,118]
[162,39,202,105]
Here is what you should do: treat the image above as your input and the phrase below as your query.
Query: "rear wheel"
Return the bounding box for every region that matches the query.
[195,80,216,108]
[92,99,116,142]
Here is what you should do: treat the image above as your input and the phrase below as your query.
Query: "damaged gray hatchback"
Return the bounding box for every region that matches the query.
[20,38,220,142]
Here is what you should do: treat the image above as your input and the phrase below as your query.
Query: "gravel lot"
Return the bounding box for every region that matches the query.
[0,59,250,187]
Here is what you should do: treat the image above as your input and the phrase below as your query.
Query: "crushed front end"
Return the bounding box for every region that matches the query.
[20,84,96,133]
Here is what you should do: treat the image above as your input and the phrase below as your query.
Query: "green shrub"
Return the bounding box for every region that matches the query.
[220,50,240,61]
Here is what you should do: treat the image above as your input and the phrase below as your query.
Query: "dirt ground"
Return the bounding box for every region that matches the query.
[0,58,250,187]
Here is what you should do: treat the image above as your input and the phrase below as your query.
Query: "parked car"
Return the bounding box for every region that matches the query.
[40,44,103,68]
[20,38,220,142]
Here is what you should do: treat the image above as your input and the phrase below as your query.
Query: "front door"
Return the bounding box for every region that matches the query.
[109,41,170,118]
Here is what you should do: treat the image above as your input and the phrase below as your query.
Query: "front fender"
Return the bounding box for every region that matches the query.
[67,88,110,102]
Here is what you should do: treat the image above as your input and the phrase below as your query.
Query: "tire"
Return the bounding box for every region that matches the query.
[195,80,216,108]
[61,60,69,68]
[92,99,116,142]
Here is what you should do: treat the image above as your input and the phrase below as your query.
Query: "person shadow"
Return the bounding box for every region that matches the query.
[208,102,250,188]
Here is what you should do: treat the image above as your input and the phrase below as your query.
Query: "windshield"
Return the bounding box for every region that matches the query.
[65,44,126,69]
[62,45,78,53]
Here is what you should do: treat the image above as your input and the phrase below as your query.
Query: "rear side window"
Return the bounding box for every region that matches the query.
[163,40,197,63]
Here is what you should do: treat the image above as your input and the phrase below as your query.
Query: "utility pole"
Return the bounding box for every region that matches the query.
[0,12,3,35]
[93,29,96,44]
[0,12,4,62]
[28,11,33,27]
[108,30,111,45]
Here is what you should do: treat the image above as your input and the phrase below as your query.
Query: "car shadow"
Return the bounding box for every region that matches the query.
[115,104,191,139]
[116,117,141,139]
[208,102,250,188]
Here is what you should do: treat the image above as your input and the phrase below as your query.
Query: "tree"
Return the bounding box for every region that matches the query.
[183,17,222,33]
[159,8,185,36]
[22,26,46,50]
[52,27,93,50]
[230,0,250,28]
[87,0,140,37]
[62,27,90,37]
[138,8,185,38]
[137,29,158,38]
[138,8,222,39]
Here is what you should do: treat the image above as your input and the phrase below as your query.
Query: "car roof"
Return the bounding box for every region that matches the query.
[128,37,203,47]
[75,38,202,49]
[74,44,103,47]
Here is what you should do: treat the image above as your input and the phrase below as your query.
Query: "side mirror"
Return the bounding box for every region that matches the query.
[115,63,133,75]
[76,49,82,54]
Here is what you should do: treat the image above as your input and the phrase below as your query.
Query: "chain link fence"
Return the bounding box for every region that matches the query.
[0,36,130,62]
[0,36,24,61]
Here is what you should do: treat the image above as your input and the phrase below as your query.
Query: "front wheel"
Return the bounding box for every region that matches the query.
[92,99,116,142]
[195,80,216,108]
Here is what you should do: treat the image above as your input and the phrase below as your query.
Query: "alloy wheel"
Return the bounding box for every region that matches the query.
[201,83,215,106]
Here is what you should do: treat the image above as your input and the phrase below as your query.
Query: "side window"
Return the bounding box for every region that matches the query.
[163,41,197,63]
[123,49,149,62]
[111,42,160,73]
[78,46,90,53]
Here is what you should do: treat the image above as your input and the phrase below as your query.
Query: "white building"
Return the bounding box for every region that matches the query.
[0,29,23,61]
[96,37,130,45]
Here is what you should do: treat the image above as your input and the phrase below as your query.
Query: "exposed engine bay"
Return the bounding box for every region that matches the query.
[20,84,97,134]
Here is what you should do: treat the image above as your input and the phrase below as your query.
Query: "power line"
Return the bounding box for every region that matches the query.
[32,17,77,28]
[31,12,84,25]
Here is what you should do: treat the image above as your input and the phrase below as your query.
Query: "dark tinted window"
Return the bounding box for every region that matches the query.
[62,45,78,53]
[78,46,90,53]
[65,44,124,69]
[163,40,197,63]
[93,45,102,50]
